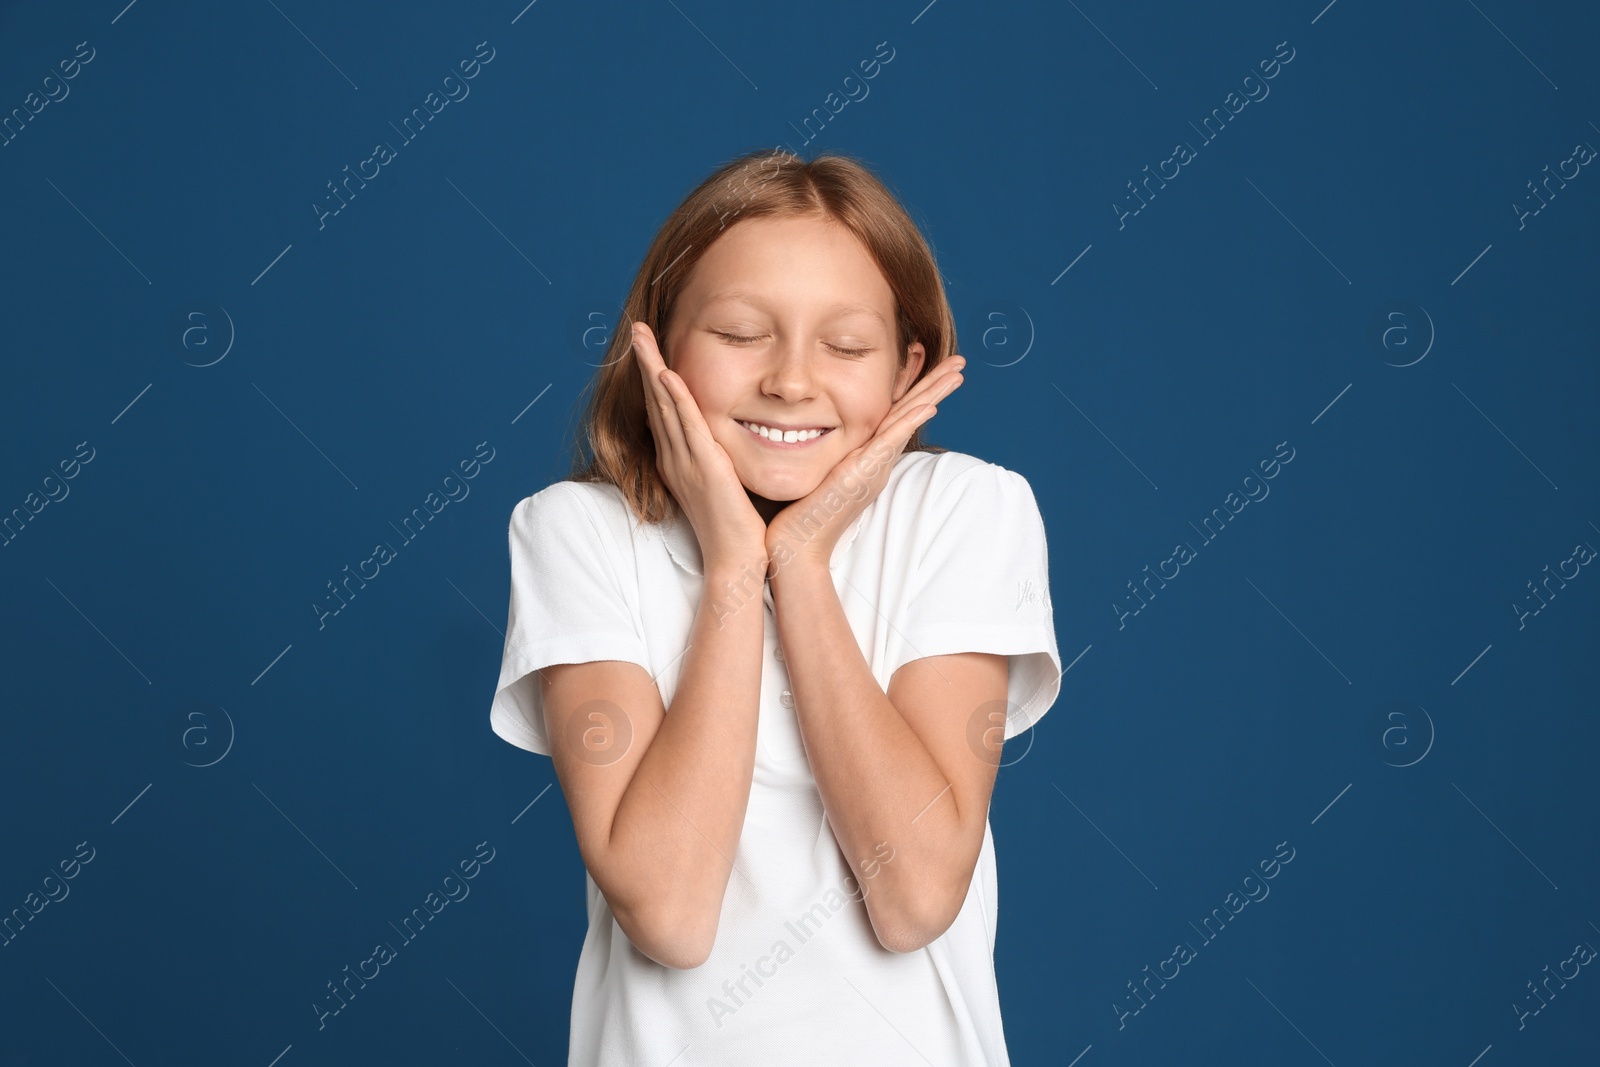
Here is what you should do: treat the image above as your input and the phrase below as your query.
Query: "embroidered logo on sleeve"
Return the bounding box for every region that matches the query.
[1016,577,1048,611]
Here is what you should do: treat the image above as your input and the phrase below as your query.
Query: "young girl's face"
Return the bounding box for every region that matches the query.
[662,214,926,516]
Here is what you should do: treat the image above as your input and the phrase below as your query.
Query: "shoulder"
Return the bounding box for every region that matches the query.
[888,449,1038,512]
[507,479,644,549]
[510,478,627,524]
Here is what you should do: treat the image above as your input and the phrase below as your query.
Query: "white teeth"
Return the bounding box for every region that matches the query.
[741,421,827,443]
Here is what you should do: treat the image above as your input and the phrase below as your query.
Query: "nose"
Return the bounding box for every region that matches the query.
[759,335,817,402]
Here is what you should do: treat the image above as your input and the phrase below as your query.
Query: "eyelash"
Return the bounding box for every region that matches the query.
[714,330,871,358]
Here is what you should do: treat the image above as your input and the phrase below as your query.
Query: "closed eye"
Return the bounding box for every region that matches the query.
[712,331,870,358]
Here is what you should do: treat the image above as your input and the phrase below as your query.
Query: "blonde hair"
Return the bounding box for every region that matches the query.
[567,147,953,524]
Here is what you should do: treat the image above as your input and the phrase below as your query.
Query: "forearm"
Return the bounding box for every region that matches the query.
[770,560,968,951]
[607,559,767,964]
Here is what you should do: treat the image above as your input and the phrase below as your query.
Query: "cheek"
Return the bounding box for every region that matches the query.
[672,369,723,416]
[843,391,894,432]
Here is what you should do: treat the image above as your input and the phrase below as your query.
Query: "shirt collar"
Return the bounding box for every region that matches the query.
[653,503,869,578]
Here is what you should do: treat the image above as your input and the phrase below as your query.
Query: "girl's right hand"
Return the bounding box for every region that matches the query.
[632,322,770,574]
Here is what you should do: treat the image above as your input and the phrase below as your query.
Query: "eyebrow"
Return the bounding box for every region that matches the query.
[700,288,888,329]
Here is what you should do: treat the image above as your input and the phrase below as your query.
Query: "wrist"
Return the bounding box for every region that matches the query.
[701,558,770,626]
[767,550,831,590]
[704,555,770,587]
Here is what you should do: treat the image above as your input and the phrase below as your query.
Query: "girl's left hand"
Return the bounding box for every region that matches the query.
[765,354,965,576]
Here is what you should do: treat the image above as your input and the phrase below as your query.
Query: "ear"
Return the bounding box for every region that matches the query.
[892,341,927,403]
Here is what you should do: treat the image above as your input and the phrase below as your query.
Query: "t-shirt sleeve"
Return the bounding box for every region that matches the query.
[883,463,1062,740]
[488,482,652,757]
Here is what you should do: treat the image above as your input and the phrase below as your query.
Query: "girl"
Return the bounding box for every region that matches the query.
[489,148,1061,1065]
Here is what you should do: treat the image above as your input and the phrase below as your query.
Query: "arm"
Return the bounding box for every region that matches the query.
[539,554,768,969]
[769,558,1006,953]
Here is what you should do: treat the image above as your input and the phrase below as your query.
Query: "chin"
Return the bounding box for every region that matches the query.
[742,469,823,504]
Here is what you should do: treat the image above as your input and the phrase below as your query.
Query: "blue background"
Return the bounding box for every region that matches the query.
[2,0,1596,1063]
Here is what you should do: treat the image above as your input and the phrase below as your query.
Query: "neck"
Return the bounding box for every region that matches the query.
[747,488,786,525]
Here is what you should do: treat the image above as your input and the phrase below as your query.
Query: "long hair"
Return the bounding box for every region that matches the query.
[568,148,953,525]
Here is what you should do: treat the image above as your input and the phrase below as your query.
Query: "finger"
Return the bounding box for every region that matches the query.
[649,366,693,464]
[876,400,938,447]
[887,357,964,420]
[839,401,937,503]
[635,336,671,461]
[852,401,934,480]
[879,364,962,440]
[634,328,664,433]
[657,368,719,457]
[637,326,722,461]
[633,325,689,460]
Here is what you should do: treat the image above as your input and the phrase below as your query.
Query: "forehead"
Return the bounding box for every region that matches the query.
[682,215,894,326]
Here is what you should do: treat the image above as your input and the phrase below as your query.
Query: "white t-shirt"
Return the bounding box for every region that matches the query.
[489,447,1061,1066]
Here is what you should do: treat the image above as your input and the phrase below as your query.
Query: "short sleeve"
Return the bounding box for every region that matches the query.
[883,463,1062,739]
[488,483,652,756]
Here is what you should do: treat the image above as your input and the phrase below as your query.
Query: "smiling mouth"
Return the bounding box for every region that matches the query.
[737,420,834,446]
